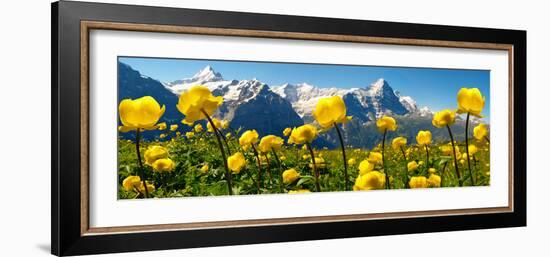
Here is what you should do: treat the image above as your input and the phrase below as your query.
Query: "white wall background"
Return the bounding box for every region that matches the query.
[0,0,546,256]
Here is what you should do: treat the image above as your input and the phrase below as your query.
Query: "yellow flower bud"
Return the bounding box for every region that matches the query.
[409,176,428,188]
[416,130,432,146]
[391,137,407,150]
[283,127,292,137]
[473,123,489,141]
[118,96,166,132]
[282,168,300,184]
[457,87,485,117]
[427,174,441,187]
[432,109,456,128]
[122,175,141,191]
[206,118,222,133]
[309,157,326,169]
[185,131,195,139]
[312,96,350,128]
[376,116,397,133]
[347,158,357,166]
[194,124,203,133]
[239,130,259,151]
[367,152,383,164]
[258,135,284,153]
[152,158,175,173]
[288,124,318,145]
[144,145,168,166]
[353,171,386,190]
[407,161,418,172]
[170,124,178,132]
[358,160,374,175]
[176,85,223,125]
[200,164,209,173]
[227,152,246,174]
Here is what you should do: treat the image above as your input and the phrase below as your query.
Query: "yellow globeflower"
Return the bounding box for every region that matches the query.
[227,152,246,174]
[185,131,195,139]
[468,145,478,155]
[309,157,326,169]
[457,87,485,117]
[239,130,259,151]
[283,127,292,137]
[118,96,166,132]
[258,135,284,153]
[427,174,441,187]
[200,164,209,173]
[358,160,374,175]
[428,168,436,174]
[194,124,203,133]
[221,120,230,129]
[416,130,432,146]
[376,116,398,133]
[409,176,428,188]
[391,137,407,150]
[440,145,461,159]
[152,158,175,173]
[144,145,168,166]
[432,109,456,128]
[288,124,318,145]
[407,161,418,172]
[348,158,357,166]
[176,85,223,125]
[353,171,386,190]
[206,118,222,133]
[158,122,167,130]
[137,181,155,195]
[159,134,166,139]
[122,175,142,191]
[288,189,311,194]
[170,124,178,132]
[282,168,300,184]
[280,155,287,161]
[473,123,489,141]
[367,152,383,164]
[312,96,350,128]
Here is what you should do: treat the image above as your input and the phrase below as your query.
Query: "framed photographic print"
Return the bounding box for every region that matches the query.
[51,1,526,256]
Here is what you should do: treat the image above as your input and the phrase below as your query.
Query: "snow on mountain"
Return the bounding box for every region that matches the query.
[162,65,433,126]
[165,65,233,94]
[272,78,417,121]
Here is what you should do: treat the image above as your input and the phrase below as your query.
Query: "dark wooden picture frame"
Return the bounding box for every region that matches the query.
[52,1,526,256]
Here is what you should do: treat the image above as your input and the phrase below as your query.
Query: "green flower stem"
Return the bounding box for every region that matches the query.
[306,142,321,192]
[465,112,475,186]
[333,123,349,190]
[135,128,149,198]
[382,129,390,189]
[215,127,232,155]
[446,124,463,187]
[441,161,448,187]
[271,149,285,193]
[264,154,273,188]
[250,144,263,193]
[424,145,430,169]
[399,146,409,189]
[202,110,233,195]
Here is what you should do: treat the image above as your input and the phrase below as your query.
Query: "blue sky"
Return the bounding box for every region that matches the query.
[119,56,490,117]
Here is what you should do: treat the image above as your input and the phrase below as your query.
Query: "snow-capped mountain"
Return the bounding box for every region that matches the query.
[165,66,233,94]
[272,78,417,123]
[119,62,447,147]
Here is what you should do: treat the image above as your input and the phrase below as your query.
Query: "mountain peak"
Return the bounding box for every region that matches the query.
[192,65,223,81]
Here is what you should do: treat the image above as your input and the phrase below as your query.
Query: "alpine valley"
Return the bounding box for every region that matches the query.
[118,61,480,148]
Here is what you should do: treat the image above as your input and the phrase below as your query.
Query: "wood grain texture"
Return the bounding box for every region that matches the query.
[79,20,515,236]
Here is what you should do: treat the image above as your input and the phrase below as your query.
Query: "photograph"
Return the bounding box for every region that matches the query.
[117,57,491,199]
